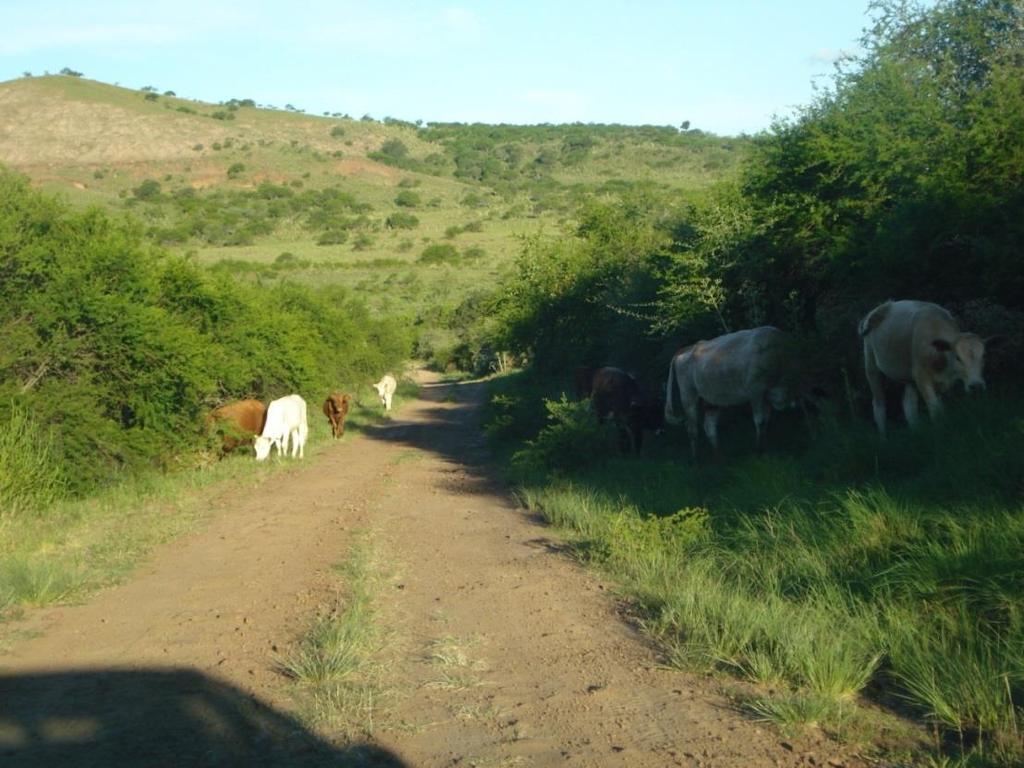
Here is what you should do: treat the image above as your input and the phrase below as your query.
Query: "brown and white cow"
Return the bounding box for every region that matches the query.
[859,300,999,435]
[322,392,351,438]
[590,367,663,453]
[208,399,267,454]
[664,326,802,458]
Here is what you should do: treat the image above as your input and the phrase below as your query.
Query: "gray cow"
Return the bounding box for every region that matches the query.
[664,326,802,458]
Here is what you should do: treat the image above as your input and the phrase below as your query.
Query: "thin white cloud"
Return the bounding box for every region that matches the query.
[807,47,856,66]
[0,23,188,55]
[0,1,249,55]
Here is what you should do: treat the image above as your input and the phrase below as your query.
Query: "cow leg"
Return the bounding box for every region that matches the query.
[684,401,700,460]
[616,421,633,454]
[703,409,722,458]
[920,383,943,422]
[631,416,643,454]
[902,385,921,429]
[751,397,771,452]
[864,344,887,436]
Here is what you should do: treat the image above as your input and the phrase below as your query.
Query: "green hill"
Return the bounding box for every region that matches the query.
[0,75,749,321]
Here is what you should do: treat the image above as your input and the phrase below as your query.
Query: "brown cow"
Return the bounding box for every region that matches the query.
[322,392,351,438]
[591,367,663,453]
[208,399,267,454]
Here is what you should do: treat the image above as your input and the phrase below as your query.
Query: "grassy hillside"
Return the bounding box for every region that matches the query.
[0,75,748,323]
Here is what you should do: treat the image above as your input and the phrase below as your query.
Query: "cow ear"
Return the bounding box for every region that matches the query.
[984,334,1008,349]
[932,338,953,352]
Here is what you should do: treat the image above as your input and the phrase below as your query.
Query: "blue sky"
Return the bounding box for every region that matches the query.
[0,1,874,136]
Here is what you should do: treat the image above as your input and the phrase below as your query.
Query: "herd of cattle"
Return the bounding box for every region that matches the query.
[580,299,1002,457]
[208,375,397,460]
[206,299,1000,462]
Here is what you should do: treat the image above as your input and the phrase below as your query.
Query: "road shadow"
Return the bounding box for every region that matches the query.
[0,667,407,768]
[362,377,506,498]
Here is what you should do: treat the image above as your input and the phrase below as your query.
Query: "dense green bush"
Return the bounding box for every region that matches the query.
[393,190,421,208]
[132,179,162,201]
[385,211,419,230]
[417,243,459,265]
[0,169,411,500]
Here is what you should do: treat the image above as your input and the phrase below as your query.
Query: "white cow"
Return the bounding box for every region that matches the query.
[665,326,802,458]
[373,374,397,412]
[860,300,997,435]
[254,394,308,461]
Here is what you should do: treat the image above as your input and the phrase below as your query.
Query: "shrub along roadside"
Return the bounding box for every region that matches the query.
[0,168,412,506]
[485,370,1024,766]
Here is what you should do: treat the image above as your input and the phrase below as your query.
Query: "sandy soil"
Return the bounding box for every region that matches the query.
[0,372,867,767]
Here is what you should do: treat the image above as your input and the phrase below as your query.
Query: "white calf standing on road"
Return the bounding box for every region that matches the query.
[373,374,397,412]
[254,394,308,460]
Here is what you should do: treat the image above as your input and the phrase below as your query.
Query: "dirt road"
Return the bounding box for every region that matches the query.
[1,373,854,767]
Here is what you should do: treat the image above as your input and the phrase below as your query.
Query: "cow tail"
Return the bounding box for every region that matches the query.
[664,354,682,425]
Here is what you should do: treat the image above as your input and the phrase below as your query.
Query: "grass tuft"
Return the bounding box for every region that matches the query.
[282,534,388,736]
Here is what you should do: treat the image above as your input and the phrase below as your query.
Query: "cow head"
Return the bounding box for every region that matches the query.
[933,333,992,393]
[629,395,665,432]
[254,436,274,461]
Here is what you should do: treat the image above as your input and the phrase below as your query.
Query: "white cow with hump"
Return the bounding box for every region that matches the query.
[373,374,397,412]
[859,299,997,435]
[254,394,308,460]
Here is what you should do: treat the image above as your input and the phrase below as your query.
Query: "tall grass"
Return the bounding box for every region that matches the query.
[487,371,1024,765]
[0,407,66,517]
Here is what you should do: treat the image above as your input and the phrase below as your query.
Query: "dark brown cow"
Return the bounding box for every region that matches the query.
[208,399,267,454]
[322,392,351,438]
[573,365,596,399]
[591,367,664,453]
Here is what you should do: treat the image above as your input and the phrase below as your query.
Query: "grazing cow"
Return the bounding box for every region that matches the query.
[254,394,308,461]
[573,366,596,399]
[322,392,351,438]
[208,399,267,454]
[859,300,999,435]
[665,326,802,458]
[373,375,397,412]
[590,367,664,453]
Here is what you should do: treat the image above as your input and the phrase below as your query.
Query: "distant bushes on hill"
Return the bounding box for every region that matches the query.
[0,170,411,506]
[138,182,377,248]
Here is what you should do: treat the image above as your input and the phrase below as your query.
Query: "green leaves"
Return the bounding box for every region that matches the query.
[0,169,411,495]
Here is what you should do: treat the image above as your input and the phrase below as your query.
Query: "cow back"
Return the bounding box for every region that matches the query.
[210,399,267,452]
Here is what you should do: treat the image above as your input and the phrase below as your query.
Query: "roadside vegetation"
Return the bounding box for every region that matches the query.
[2,1,1022,763]
[0,170,411,616]
[477,2,1024,765]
